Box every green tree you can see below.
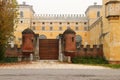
[0,0,18,60]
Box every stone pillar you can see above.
[34,37,40,60]
[30,53,33,61]
[59,36,63,62]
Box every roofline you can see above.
[18,4,35,13]
[85,5,102,14]
[105,0,120,5]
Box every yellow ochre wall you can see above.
[102,0,120,62]
[89,17,103,46]
[14,1,120,63]
[31,20,88,45]
[14,4,34,45]
[14,3,89,46]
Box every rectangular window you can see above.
[84,27,88,31]
[18,38,22,41]
[20,11,24,18]
[59,27,62,31]
[97,11,100,17]
[76,27,79,30]
[42,26,45,30]
[32,26,35,30]
[67,26,70,29]
[50,27,53,31]
[72,37,74,42]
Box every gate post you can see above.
[59,34,63,62]
[34,35,40,60]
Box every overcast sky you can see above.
[17,0,102,14]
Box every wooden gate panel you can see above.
[39,39,59,60]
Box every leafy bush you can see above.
[71,57,108,64]
[0,57,18,63]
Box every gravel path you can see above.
[0,61,110,69]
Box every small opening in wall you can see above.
[76,22,78,25]
[20,21,23,23]
[67,22,70,25]
[59,22,62,25]
[33,22,35,24]
[84,22,87,25]
[72,37,74,42]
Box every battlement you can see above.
[33,14,88,22]
[76,44,103,57]
[80,44,103,48]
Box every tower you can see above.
[14,2,35,46]
[102,0,120,63]
[85,2,102,25]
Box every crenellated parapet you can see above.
[77,44,103,58]
[33,14,88,22]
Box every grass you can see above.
[71,57,108,64]
[71,57,120,69]
[98,64,120,69]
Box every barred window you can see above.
[42,26,45,30]
[97,11,100,17]
[32,26,35,30]
[20,11,24,18]
[84,27,88,31]
[76,27,79,30]
[50,27,53,31]
[59,27,62,31]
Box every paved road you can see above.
[0,69,120,80]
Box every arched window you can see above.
[76,35,82,48]
[20,11,24,18]
[56,35,59,39]
[97,11,100,17]
[39,35,47,39]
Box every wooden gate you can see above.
[39,39,59,60]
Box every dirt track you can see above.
[0,61,109,69]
